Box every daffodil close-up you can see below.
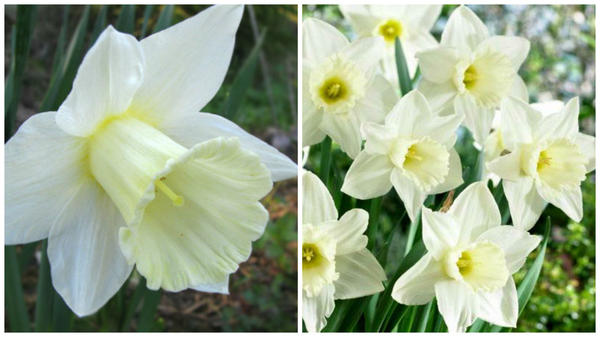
[5,4,298,332]
[302,4,595,333]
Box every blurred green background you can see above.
[303,4,595,332]
[5,5,297,332]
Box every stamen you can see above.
[303,247,315,262]
[155,179,184,207]
[327,83,341,98]
[463,65,478,89]
[406,145,422,161]
[537,150,552,171]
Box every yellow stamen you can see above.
[406,145,422,161]
[378,19,403,43]
[457,251,472,275]
[537,150,552,171]
[463,65,478,89]
[155,179,184,207]
[327,83,341,98]
[302,243,320,268]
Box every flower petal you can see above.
[392,253,446,305]
[118,138,272,292]
[334,248,386,299]
[486,150,522,181]
[339,5,379,36]
[503,178,546,231]
[131,5,243,126]
[303,67,326,147]
[575,132,596,172]
[435,279,478,333]
[56,26,144,137]
[341,152,394,199]
[48,179,132,317]
[354,74,398,125]
[477,226,541,274]
[320,111,362,159]
[418,79,457,113]
[510,76,529,102]
[454,93,494,147]
[303,17,349,64]
[402,30,439,77]
[5,112,87,245]
[417,47,461,84]
[321,209,369,255]
[477,36,530,70]
[363,122,396,155]
[537,183,583,223]
[303,170,338,224]
[499,96,540,150]
[475,277,518,328]
[303,284,335,332]
[341,36,385,73]
[422,207,460,259]
[160,112,297,182]
[192,276,229,294]
[448,181,501,245]
[428,149,463,194]
[441,5,489,52]
[391,168,427,222]
[401,5,443,30]
[536,96,580,142]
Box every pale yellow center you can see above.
[378,19,403,43]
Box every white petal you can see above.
[303,170,338,224]
[354,74,398,125]
[475,277,518,328]
[160,112,297,182]
[575,132,595,172]
[417,47,460,83]
[428,149,463,194]
[363,122,396,155]
[303,284,335,332]
[56,26,144,137]
[503,178,546,231]
[477,226,541,274]
[334,248,386,299]
[5,112,87,245]
[341,151,394,199]
[510,76,529,102]
[338,5,379,36]
[118,138,272,292]
[487,150,523,181]
[478,36,530,70]
[321,209,369,255]
[192,276,229,294]
[537,184,583,223]
[341,36,385,73]
[392,253,446,305]
[441,5,489,52]
[449,181,501,245]
[499,96,540,150]
[435,280,478,333]
[418,79,458,112]
[131,5,243,126]
[303,68,326,146]
[401,5,443,30]
[454,93,494,147]
[402,31,440,77]
[391,168,427,222]
[303,18,349,64]
[536,96,580,142]
[48,179,132,317]
[320,111,362,159]
[421,207,460,259]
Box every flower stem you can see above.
[319,136,332,186]
[367,197,382,250]
[5,246,31,331]
[394,37,412,96]
[403,213,421,257]
[137,286,162,332]
[34,240,54,332]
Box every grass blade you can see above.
[153,5,174,34]
[121,277,147,331]
[137,288,162,332]
[90,5,108,45]
[5,246,31,331]
[115,5,136,34]
[394,37,412,96]
[34,241,54,331]
[140,5,155,38]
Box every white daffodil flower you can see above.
[416,5,530,147]
[487,96,595,231]
[339,4,442,84]
[5,5,297,317]
[341,90,464,222]
[392,182,541,332]
[303,17,398,159]
[302,171,385,332]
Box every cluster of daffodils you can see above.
[5,5,297,317]
[302,5,594,332]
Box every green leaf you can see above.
[221,30,266,121]
[34,241,54,332]
[140,5,155,38]
[90,5,108,45]
[5,246,31,331]
[115,5,136,34]
[5,5,36,139]
[394,37,412,96]
[137,287,162,332]
[121,277,146,331]
[366,197,382,250]
[153,5,174,34]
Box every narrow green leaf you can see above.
[394,37,412,96]
[140,5,155,38]
[5,5,36,139]
[121,277,146,331]
[51,292,72,331]
[403,213,421,256]
[115,5,136,34]
[34,241,54,332]
[39,6,70,113]
[398,305,418,332]
[366,197,382,250]
[221,30,266,120]
[137,287,162,332]
[90,5,108,45]
[417,301,434,332]
[5,246,31,331]
[17,242,37,275]
[153,5,174,34]
[318,136,332,186]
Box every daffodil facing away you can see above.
[392,182,541,332]
[341,90,464,222]
[303,17,397,158]
[302,171,385,332]
[5,5,297,317]
[487,96,595,231]
[416,5,530,146]
[339,5,442,83]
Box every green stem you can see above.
[367,197,382,250]
[404,213,421,257]
[394,37,412,96]
[121,277,146,331]
[5,246,31,331]
[319,136,332,186]
[417,301,433,332]
[34,240,54,332]
[137,287,161,332]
